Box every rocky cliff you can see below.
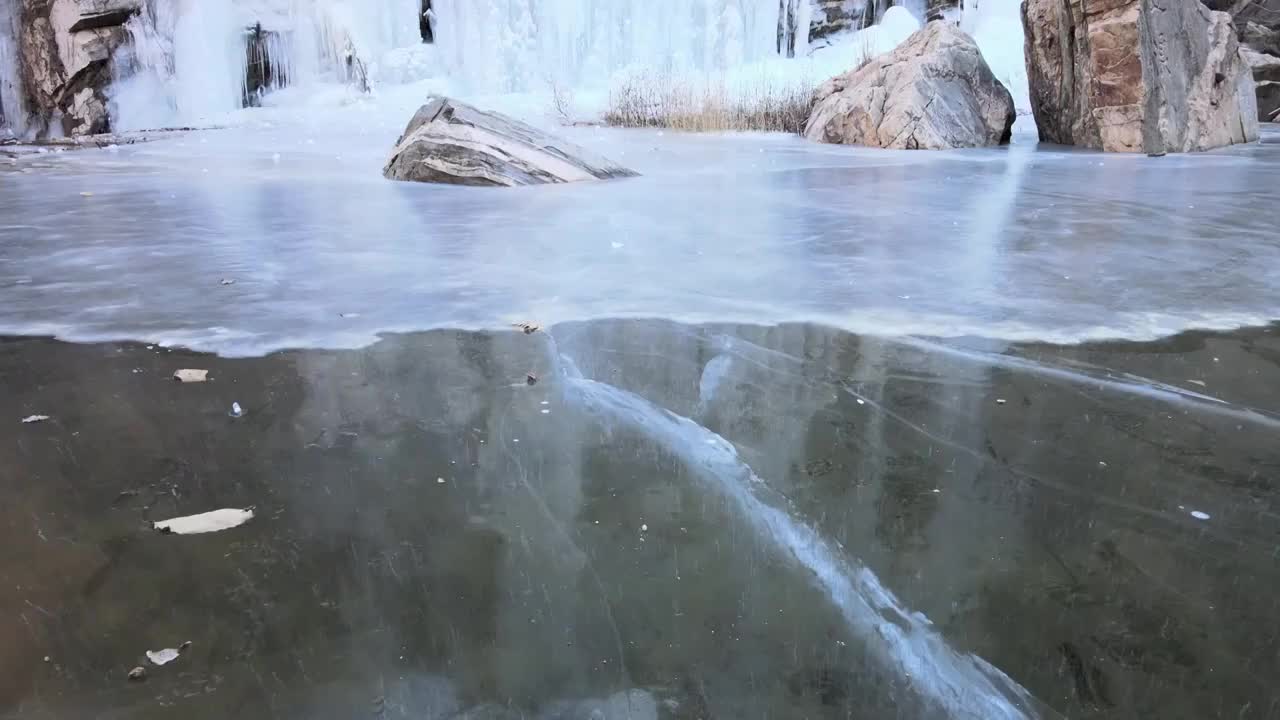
[1022,0,1259,152]
[18,0,138,136]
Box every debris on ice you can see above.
[154,508,254,535]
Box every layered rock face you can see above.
[1022,0,1259,152]
[1245,48,1280,121]
[807,0,865,46]
[805,0,960,48]
[1205,0,1280,122]
[384,97,638,187]
[804,22,1015,149]
[19,0,138,136]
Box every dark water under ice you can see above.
[3,117,1280,719]
[3,320,1280,719]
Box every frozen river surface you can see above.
[3,108,1280,720]
[2,117,1279,355]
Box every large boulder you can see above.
[18,0,138,137]
[384,97,638,187]
[1022,0,1259,152]
[803,22,1015,150]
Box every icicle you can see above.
[0,0,26,136]
[433,0,785,94]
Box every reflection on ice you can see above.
[563,373,1045,719]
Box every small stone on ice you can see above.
[21,415,50,424]
[437,477,445,484]
[229,402,244,418]
[856,399,865,405]
[641,524,648,532]
[172,369,208,383]
[1190,510,1210,520]
[128,666,147,682]
[995,398,1007,405]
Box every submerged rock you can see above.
[383,97,638,187]
[1022,0,1259,152]
[804,22,1014,150]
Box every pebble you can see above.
[127,666,147,682]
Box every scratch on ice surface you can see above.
[562,373,1051,720]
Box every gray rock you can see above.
[807,0,865,48]
[803,22,1014,150]
[1023,0,1259,152]
[1202,0,1280,54]
[17,0,138,137]
[383,97,638,187]
[1244,48,1280,121]
[925,0,961,22]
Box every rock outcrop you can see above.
[804,22,1015,150]
[1240,19,1280,57]
[1244,48,1280,121]
[1022,0,1258,152]
[18,0,138,137]
[807,0,864,47]
[384,97,638,187]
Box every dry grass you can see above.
[604,69,818,134]
[852,33,877,72]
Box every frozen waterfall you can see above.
[431,0,784,92]
[0,0,1029,134]
[104,0,798,128]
